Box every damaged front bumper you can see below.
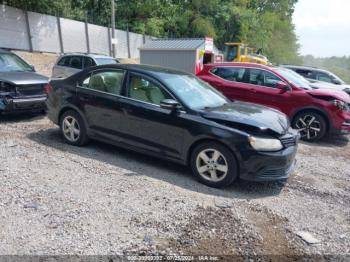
[0,95,47,114]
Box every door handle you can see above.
[80,97,89,101]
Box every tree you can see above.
[3,0,302,64]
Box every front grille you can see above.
[280,136,296,148]
[17,84,45,96]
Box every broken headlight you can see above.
[0,81,14,92]
[333,100,350,112]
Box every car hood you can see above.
[0,72,48,85]
[310,81,349,91]
[306,88,350,103]
[200,102,289,136]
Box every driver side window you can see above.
[248,69,281,88]
[316,72,332,83]
[127,75,172,105]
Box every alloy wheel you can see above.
[196,149,228,182]
[62,116,81,142]
[295,115,322,140]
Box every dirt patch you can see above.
[128,205,304,260]
[245,206,302,261]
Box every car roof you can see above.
[60,53,115,59]
[81,64,191,77]
[205,62,273,70]
[281,65,327,73]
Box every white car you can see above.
[281,65,350,96]
[52,53,120,79]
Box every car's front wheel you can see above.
[190,142,238,188]
[292,111,327,142]
[60,110,89,146]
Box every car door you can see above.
[206,66,250,102]
[76,69,126,141]
[52,56,70,78]
[117,72,184,160]
[245,68,293,111]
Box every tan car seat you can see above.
[129,78,149,102]
[89,74,107,92]
[104,74,122,95]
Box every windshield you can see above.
[225,46,238,61]
[276,67,312,90]
[95,58,118,65]
[158,73,229,110]
[0,53,33,72]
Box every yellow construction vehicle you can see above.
[224,42,269,65]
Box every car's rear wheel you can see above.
[60,110,89,146]
[292,111,327,142]
[190,142,238,188]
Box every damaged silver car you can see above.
[0,49,48,114]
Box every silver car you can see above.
[52,53,120,79]
[281,65,350,95]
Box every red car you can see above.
[198,63,350,141]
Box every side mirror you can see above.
[30,65,36,72]
[160,99,180,111]
[275,81,290,91]
[332,79,341,85]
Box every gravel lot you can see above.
[0,114,349,259]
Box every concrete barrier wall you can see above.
[88,24,110,55]
[0,4,148,58]
[60,18,87,53]
[28,11,60,53]
[0,5,29,50]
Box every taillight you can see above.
[44,83,53,94]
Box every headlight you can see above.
[248,136,283,151]
[333,100,349,111]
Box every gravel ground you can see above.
[0,114,349,260]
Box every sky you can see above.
[293,0,350,57]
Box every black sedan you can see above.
[46,64,298,188]
[0,49,48,114]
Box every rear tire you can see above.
[190,142,238,188]
[292,111,327,142]
[60,110,89,146]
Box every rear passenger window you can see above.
[296,69,313,79]
[69,56,83,69]
[81,70,125,95]
[211,67,246,82]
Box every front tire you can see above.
[190,142,238,188]
[60,110,89,146]
[292,111,327,142]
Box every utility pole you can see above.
[111,0,116,57]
